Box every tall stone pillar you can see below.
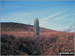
[34,18,39,36]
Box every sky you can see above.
[1,1,74,31]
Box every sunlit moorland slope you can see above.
[1,22,74,55]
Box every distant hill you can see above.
[1,22,74,55]
[1,22,57,33]
[1,22,34,32]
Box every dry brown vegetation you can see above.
[1,22,74,55]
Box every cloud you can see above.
[55,24,75,32]
[40,10,66,26]
[40,10,66,21]
[64,24,75,32]
[54,14,72,21]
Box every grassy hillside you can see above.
[1,22,74,55]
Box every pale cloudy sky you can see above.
[1,1,74,31]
